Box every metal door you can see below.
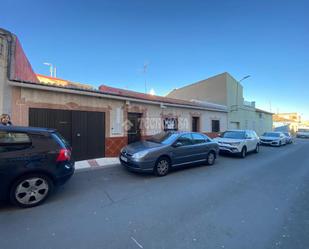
[29,108,105,161]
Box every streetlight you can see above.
[43,62,53,77]
[235,75,251,111]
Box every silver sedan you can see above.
[119,131,219,176]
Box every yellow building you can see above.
[273,113,301,134]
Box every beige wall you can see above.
[11,86,228,138]
[166,72,273,134]
[122,101,228,136]
[167,73,228,105]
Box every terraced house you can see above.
[0,28,228,161]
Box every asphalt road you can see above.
[1,139,309,249]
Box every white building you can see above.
[167,72,273,135]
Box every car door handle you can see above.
[76,133,81,137]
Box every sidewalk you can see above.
[75,157,120,171]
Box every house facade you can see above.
[167,72,273,135]
[273,112,302,134]
[0,28,228,161]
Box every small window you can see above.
[211,120,220,132]
[0,132,32,153]
[192,133,206,144]
[0,132,31,144]
[176,134,192,146]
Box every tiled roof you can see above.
[99,85,216,108]
[36,74,94,90]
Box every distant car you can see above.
[296,128,309,138]
[0,126,74,208]
[119,131,219,176]
[213,130,260,158]
[283,132,293,144]
[260,132,287,146]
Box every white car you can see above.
[296,128,309,138]
[260,132,287,146]
[214,130,260,158]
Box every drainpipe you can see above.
[0,28,14,81]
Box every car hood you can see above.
[260,136,279,140]
[213,138,244,143]
[123,140,163,154]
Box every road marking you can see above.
[131,236,144,249]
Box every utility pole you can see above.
[43,62,54,77]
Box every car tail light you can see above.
[56,149,71,162]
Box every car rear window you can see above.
[192,133,206,144]
[52,132,71,148]
[222,131,246,139]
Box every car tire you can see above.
[279,141,282,147]
[254,144,259,153]
[10,174,54,208]
[206,151,216,165]
[240,147,247,158]
[154,157,170,177]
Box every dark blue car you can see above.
[0,126,74,208]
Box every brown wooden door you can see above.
[192,117,200,132]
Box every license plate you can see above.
[121,155,128,162]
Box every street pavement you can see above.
[1,139,309,249]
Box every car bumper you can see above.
[260,140,280,146]
[55,162,75,185]
[218,145,240,154]
[119,155,154,173]
[297,135,309,138]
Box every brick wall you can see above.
[105,136,128,157]
[13,38,39,83]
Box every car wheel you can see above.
[10,174,53,208]
[154,157,170,177]
[206,151,216,165]
[240,147,247,158]
[279,141,282,147]
[254,144,259,153]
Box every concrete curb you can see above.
[75,157,120,171]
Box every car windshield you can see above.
[221,131,246,139]
[263,132,280,137]
[146,132,179,144]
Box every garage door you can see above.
[29,108,105,161]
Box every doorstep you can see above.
[75,157,120,171]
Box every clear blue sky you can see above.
[2,0,308,119]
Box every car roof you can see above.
[0,125,56,134]
[225,130,251,132]
[264,131,281,133]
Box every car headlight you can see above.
[132,150,148,159]
[229,142,241,146]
